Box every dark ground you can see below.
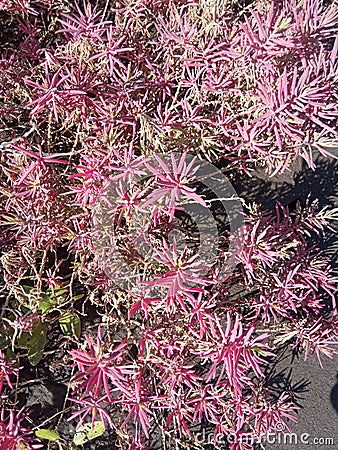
[233,150,338,450]
[263,351,338,450]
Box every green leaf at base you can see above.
[73,421,105,446]
[35,428,60,441]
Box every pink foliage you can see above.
[0,0,337,448]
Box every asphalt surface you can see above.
[233,151,338,450]
[261,351,338,450]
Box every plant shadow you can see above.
[330,374,338,414]
[231,152,338,266]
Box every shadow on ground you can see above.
[231,151,338,450]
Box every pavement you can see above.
[262,351,338,450]
[231,150,338,450]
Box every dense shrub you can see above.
[0,0,337,449]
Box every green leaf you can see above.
[0,334,9,349]
[17,331,32,347]
[59,312,81,338]
[27,320,47,366]
[35,429,60,441]
[22,285,35,293]
[5,348,20,367]
[73,421,105,446]
[53,286,68,297]
[39,295,56,313]
[39,286,68,313]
